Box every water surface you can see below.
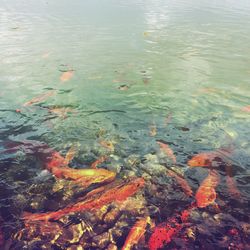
[0,0,250,249]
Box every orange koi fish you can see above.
[23,90,56,107]
[198,87,219,94]
[157,141,176,164]
[45,151,66,171]
[241,105,250,112]
[44,148,115,188]
[90,155,108,169]
[99,140,114,151]
[49,107,74,118]
[63,144,79,165]
[49,166,116,187]
[187,147,232,168]
[195,170,220,208]
[22,177,144,221]
[60,70,74,82]
[122,216,151,250]
[148,205,194,250]
[166,169,193,197]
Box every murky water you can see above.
[0,0,250,249]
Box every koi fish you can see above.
[22,177,144,221]
[99,140,114,151]
[49,107,74,118]
[226,176,241,199]
[122,216,151,250]
[149,124,157,137]
[198,87,219,94]
[187,147,233,167]
[23,90,56,106]
[157,141,176,164]
[241,105,250,112]
[43,147,115,188]
[195,170,220,208]
[90,155,108,169]
[148,205,194,250]
[165,113,172,126]
[166,169,193,197]
[118,84,130,91]
[60,70,74,82]
[49,166,116,187]
[45,151,66,171]
[63,144,79,165]
[42,52,50,58]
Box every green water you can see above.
[0,0,250,249]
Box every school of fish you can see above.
[4,94,244,250]
[13,135,241,250]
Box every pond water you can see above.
[0,0,250,249]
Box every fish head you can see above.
[97,169,116,183]
[188,153,212,167]
[195,187,216,208]
[131,177,145,189]
[120,177,145,198]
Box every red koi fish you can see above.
[157,141,176,164]
[122,216,151,250]
[60,70,74,82]
[166,169,193,197]
[45,151,66,170]
[148,205,194,250]
[90,155,108,169]
[22,177,144,221]
[195,170,220,208]
[23,90,56,107]
[187,147,232,167]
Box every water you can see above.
[0,0,250,249]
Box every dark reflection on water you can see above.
[0,0,250,249]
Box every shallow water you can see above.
[0,0,250,249]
